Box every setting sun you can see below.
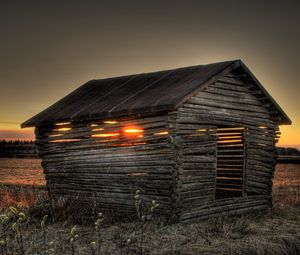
[123,126,144,137]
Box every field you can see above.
[0,159,299,254]
[0,158,45,208]
[273,163,300,206]
[0,158,44,186]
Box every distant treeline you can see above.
[0,140,38,157]
[277,147,300,156]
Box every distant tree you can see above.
[287,148,300,155]
[277,147,300,156]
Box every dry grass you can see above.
[0,162,299,254]
[0,202,299,255]
[0,184,46,208]
[273,164,300,206]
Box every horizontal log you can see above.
[179,146,216,155]
[181,204,270,222]
[217,76,246,86]
[188,96,269,114]
[247,180,268,189]
[181,162,216,169]
[196,89,266,107]
[246,175,271,185]
[181,176,215,184]
[44,165,175,174]
[180,170,215,177]
[43,150,174,163]
[48,183,173,198]
[180,182,214,191]
[178,106,272,126]
[180,196,271,219]
[181,155,215,163]
[177,114,275,129]
[173,124,216,131]
[179,188,215,198]
[46,172,173,180]
[180,195,213,207]
[43,160,175,168]
[210,81,249,92]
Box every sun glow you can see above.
[49,134,63,137]
[123,126,144,137]
[124,128,143,134]
[104,120,118,124]
[54,127,71,131]
[91,133,120,138]
[55,122,71,126]
[92,128,104,131]
[154,131,169,135]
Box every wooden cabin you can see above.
[22,60,291,221]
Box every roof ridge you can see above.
[91,60,239,82]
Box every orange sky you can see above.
[0,1,299,148]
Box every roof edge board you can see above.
[21,108,172,129]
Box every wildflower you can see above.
[11,222,18,232]
[0,214,8,223]
[18,212,26,221]
[70,226,77,236]
[9,206,18,215]
[41,215,48,228]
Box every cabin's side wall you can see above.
[172,71,280,221]
[35,115,176,216]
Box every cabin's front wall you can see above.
[171,71,280,221]
[35,115,177,216]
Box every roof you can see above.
[21,60,291,128]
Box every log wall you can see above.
[35,115,176,215]
[171,70,280,221]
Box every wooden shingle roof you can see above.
[21,60,291,128]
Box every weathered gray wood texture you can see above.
[169,71,279,221]
[34,68,282,222]
[36,115,175,215]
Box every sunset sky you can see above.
[0,1,299,148]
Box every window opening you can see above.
[215,126,245,199]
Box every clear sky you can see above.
[0,0,299,148]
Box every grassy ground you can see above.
[0,163,299,255]
[0,202,299,255]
